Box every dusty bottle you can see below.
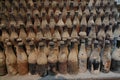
[36,42,48,76]
[97,25,106,41]
[78,39,87,73]
[101,40,111,73]
[88,0,94,9]
[65,11,72,34]
[18,6,26,18]
[47,42,58,75]
[68,39,79,74]
[27,27,35,41]
[62,3,68,22]
[26,15,33,32]
[33,15,40,31]
[106,24,114,40]
[88,13,94,27]
[98,7,105,18]
[89,40,101,74]
[1,26,9,42]
[10,25,18,45]
[41,13,48,31]
[58,41,68,74]
[25,38,31,56]
[86,38,92,69]
[0,46,7,76]
[5,42,17,75]
[78,5,82,19]
[49,13,56,35]
[114,23,120,38]
[19,25,27,43]
[32,5,40,19]
[88,24,96,39]
[83,6,90,18]
[16,40,28,75]
[91,7,97,17]
[56,14,65,34]
[111,37,120,73]
[71,25,79,39]
[44,25,52,40]
[79,26,87,39]
[35,28,44,42]
[28,41,38,75]
[95,0,101,7]
[103,14,109,27]
[53,26,61,41]
[62,26,70,41]
[95,13,102,31]
[73,12,80,33]
[80,13,87,27]
[70,2,75,19]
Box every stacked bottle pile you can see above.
[0,0,120,76]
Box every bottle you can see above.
[36,42,48,77]
[95,0,101,7]
[88,0,94,9]
[62,3,68,22]
[41,13,48,31]
[101,40,111,73]
[25,38,31,56]
[35,28,44,42]
[68,39,79,74]
[71,25,79,39]
[27,27,35,41]
[89,40,101,74]
[0,45,7,76]
[47,41,58,75]
[95,13,102,31]
[79,26,87,39]
[16,39,28,75]
[28,41,38,75]
[58,41,68,74]
[19,25,27,43]
[88,24,96,39]
[78,5,82,19]
[44,25,52,40]
[10,25,18,45]
[103,13,109,27]
[5,41,17,75]
[57,14,65,34]
[78,39,87,73]
[98,7,105,18]
[69,2,75,20]
[88,13,94,28]
[73,12,80,33]
[53,26,61,41]
[62,26,70,41]
[106,24,114,40]
[1,26,9,42]
[83,6,90,18]
[49,13,56,35]
[33,15,40,31]
[32,5,40,19]
[26,15,33,32]
[111,37,120,73]
[97,25,106,41]
[86,38,92,69]
[80,13,87,27]
[65,11,72,34]
[91,7,97,17]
